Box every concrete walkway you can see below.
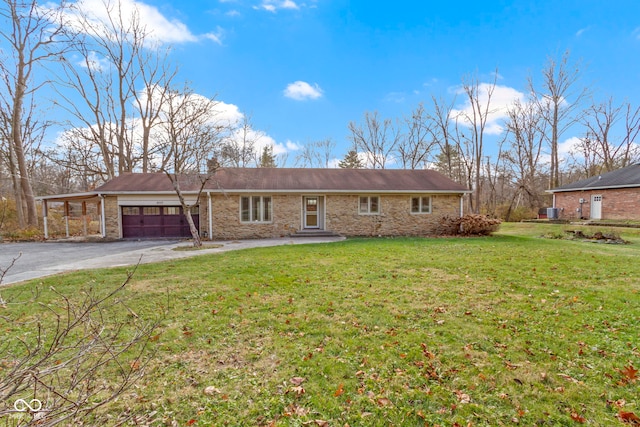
[0,236,345,286]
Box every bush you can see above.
[435,214,502,236]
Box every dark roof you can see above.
[95,168,470,194]
[550,163,640,193]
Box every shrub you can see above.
[435,214,502,236]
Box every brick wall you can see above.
[103,195,120,239]
[554,188,640,220]
[207,193,462,239]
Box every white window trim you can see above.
[358,195,380,215]
[410,195,432,214]
[240,195,273,223]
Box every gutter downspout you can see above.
[207,191,213,240]
[459,194,464,217]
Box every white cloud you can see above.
[451,83,525,135]
[285,140,302,151]
[255,0,300,12]
[283,81,323,101]
[60,0,222,45]
[576,27,590,37]
[79,50,110,71]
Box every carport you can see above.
[37,192,104,239]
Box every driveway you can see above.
[0,236,344,286]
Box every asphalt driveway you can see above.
[0,236,344,286]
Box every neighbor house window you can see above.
[359,196,380,214]
[240,196,272,222]
[411,196,432,214]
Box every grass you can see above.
[2,223,639,426]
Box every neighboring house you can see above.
[38,168,470,240]
[548,163,640,221]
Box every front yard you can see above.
[2,223,639,426]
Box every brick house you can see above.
[38,168,470,240]
[548,163,640,221]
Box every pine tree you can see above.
[338,150,364,169]
[259,145,277,168]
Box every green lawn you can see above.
[2,223,639,426]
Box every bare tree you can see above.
[455,71,499,213]
[502,98,548,216]
[430,96,465,183]
[578,98,640,174]
[55,0,175,179]
[397,103,437,169]
[295,138,336,168]
[219,114,260,167]
[155,85,227,246]
[347,111,400,169]
[529,50,588,189]
[0,0,67,227]
[0,260,159,426]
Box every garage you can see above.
[121,206,199,238]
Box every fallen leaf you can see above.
[290,386,305,396]
[203,386,221,395]
[186,420,197,426]
[570,412,586,423]
[290,377,306,386]
[376,397,392,406]
[620,365,638,382]
[618,411,640,425]
[455,390,471,404]
[129,360,140,370]
[334,383,344,397]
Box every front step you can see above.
[290,230,342,238]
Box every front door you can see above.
[304,197,319,229]
[590,195,602,220]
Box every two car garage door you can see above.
[121,206,199,238]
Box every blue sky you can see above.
[56,0,640,166]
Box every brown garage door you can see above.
[121,206,199,238]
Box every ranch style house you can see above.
[548,163,640,221]
[38,168,471,240]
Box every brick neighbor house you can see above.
[548,163,640,221]
[38,168,470,240]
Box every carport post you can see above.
[42,200,49,239]
[64,201,70,237]
[82,201,87,236]
[207,191,213,240]
[99,195,106,238]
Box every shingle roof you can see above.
[550,163,640,192]
[95,168,470,194]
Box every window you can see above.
[411,196,431,214]
[122,207,139,215]
[359,196,380,214]
[143,207,160,215]
[165,207,180,215]
[240,196,272,222]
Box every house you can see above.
[38,168,470,240]
[548,163,640,221]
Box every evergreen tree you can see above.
[259,145,277,168]
[338,150,364,169]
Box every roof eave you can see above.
[204,189,471,194]
[547,183,640,193]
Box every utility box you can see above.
[547,207,559,220]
